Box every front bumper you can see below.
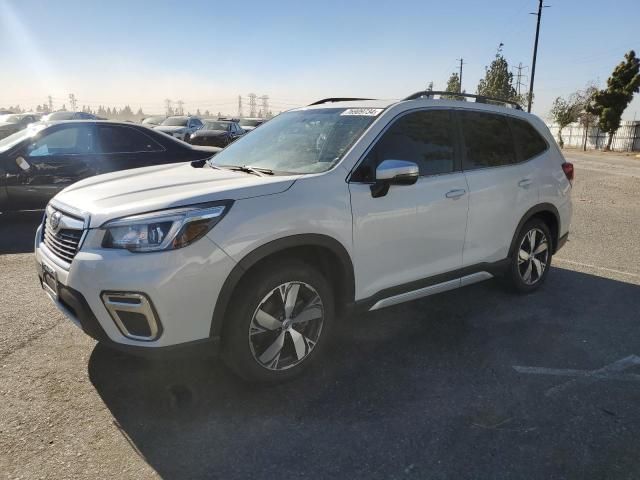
[35,223,236,352]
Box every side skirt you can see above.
[352,259,509,313]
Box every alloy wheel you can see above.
[517,227,549,285]
[248,281,324,371]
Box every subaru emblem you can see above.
[50,211,62,231]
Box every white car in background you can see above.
[154,116,203,141]
[35,92,572,383]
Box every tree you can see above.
[549,93,583,148]
[576,84,598,151]
[443,72,465,101]
[587,50,640,151]
[477,51,517,102]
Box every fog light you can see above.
[101,292,162,341]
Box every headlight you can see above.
[101,202,232,252]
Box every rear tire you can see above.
[505,218,553,293]
[222,261,334,382]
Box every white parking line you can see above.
[554,258,640,279]
[514,355,640,397]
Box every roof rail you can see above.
[308,97,374,106]
[403,91,523,110]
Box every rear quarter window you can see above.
[510,117,548,161]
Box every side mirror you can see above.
[371,159,419,198]
[15,156,31,171]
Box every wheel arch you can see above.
[210,234,355,338]
[508,203,561,258]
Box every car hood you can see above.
[52,162,297,227]
[155,125,186,132]
[0,122,18,129]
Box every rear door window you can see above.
[97,126,163,153]
[510,117,548,161]
[460,111,516,170]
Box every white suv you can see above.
[35,92,573,382]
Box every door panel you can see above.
[350,173,469,300]
[349,109,469,301]
[462,163,538,265]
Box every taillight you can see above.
[562,162,574,183]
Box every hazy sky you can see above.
[1,0,638,119]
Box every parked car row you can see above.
[141,115,266,145]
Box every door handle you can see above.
[445,189,466,199]
[518,178,533,188]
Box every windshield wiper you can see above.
[216,165,274,176]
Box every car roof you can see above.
[296,97,542,123]
[37,120,150,128]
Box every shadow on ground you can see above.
[0,211,43,254]
[89,268,640,479]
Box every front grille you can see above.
[42,208,85,264]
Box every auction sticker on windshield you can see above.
[340,108,384,116]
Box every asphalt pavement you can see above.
[1,149,639,479]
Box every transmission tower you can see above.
[176,100,185,116]
[68,93,77,111]
[237,95,243,117]
[164,99,173,116]
[514,63,529,97]
[259,95,269,118]
[248,93,257,118]
[47,95,53,112]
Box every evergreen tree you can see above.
[587,50,640,150]
[477,50,517,102]
[443,72,465,101]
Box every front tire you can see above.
[506,219,553,293]
[222,261,334,382]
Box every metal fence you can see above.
[546,121,640,152]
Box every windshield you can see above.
[161,117,188,126]
[210,108,380,174]
[204,121,229,131]
[239,119,262,127]
[0,124,47,152]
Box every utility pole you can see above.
[456,58,465,93]
[68,93,77,111]
[237,95,243,118]
[528,0,549,113]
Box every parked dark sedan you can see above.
[0,120,220,212]
[188,120,245,147]
[0,113,41,140]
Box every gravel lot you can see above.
[1,150,640,479]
